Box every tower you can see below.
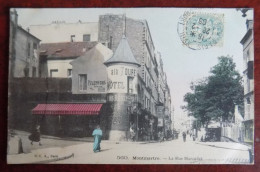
[104,35,140,141]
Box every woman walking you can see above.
[92,125,102,153]
[29,125,42,146]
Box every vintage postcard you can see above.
[8,8,254,164]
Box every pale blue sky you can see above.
[16,8,253,122]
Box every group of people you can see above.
[182,130,197,142]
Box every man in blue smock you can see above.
[92,125,102,153]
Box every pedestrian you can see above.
[28,125,42,146]
[182,131,186,142]
[92,125,102,153]
[130,125,136,141]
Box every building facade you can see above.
[39,42,98,78]
[240,19,254,145]
[9,11,41,78]
[10,13,172,142]
[99,14,172,140]
[29,21,98,43]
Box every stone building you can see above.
[9,12,41,78]
[29,21,98,43]
[104,35,140,140]
[99,14,172,140]
[9,9,18,79]
[240,19,254,145]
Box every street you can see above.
[54,138,249,164]
[7,132,251,164]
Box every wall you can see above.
[30,22,98,43]
[98,15,145,75]
[71,43,112,94]
[47,59,74,78]
[242,29,254,121]
[107,63,138,94]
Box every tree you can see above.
[183,56,244,127]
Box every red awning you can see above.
[32,104,103,115]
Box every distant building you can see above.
[39,42,97,78]
[240,19,254,145]
[29,21,98,43]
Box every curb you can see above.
[195,141,250,151]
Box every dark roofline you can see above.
[143,20,155,50]
[240,29,252,44]
[46,56,80,60]
[40,41,98,45]
[17,26,41,42]
[104,61,141,67]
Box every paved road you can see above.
[53,138,250,164]
[8,131,251,164]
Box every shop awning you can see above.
[32,104,103,115]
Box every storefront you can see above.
[31,104,103,137]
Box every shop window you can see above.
[79,74,87,91]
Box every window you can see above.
[33,42,37,49]
[127,76,134,94]
[50,69,58,77]
[24,67,29,77]
[79,74,87,91]
[32,67,36,77]
[246,97,251,104]
[71,35,75,42]
[247,78,251,93]
[27,43,31,57]
[247,50,250,58]
[83,34,91,42]
[109,36,113,49]
[67,69,72,77]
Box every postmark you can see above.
[177,11,224,50]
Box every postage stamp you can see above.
[177,11,224,50]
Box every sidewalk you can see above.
[8,130,164,164]
[8,145,76,164]
[195,141,251,151]
[12,129,162,145]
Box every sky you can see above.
[15,8,253,126]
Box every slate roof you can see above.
[104,35,140,66]
[40,42,98,58]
